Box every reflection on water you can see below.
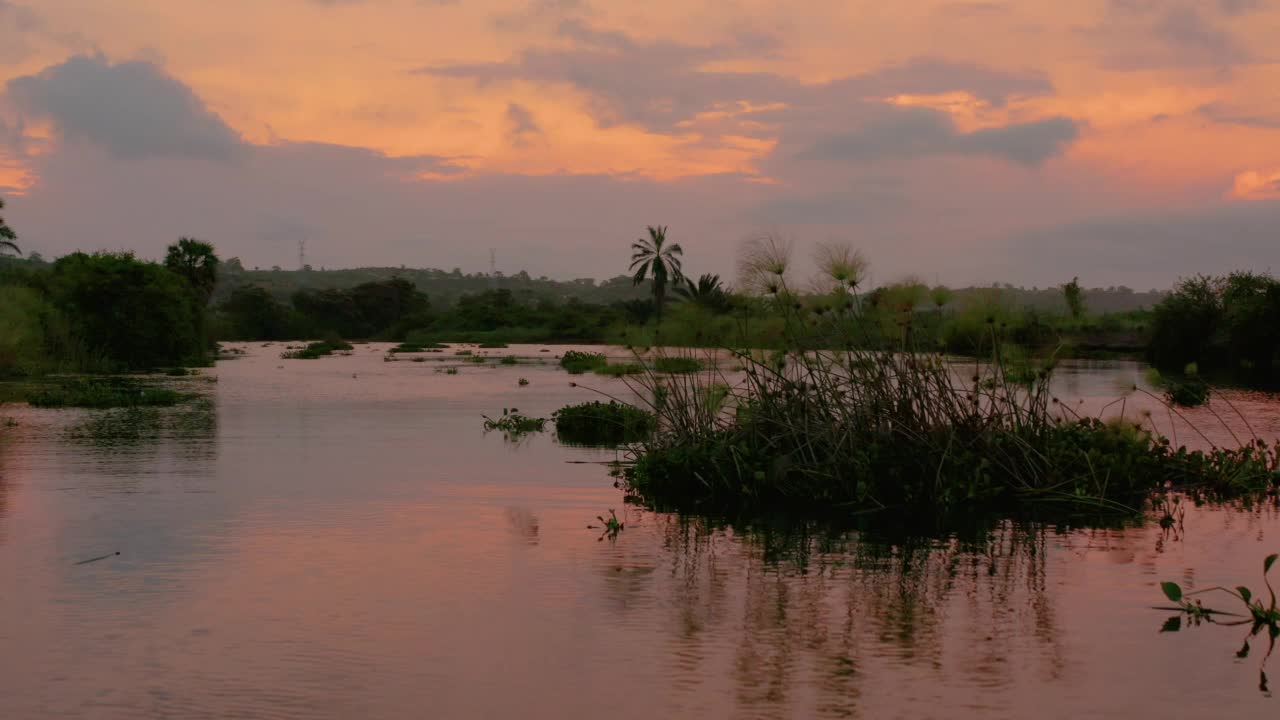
[0,345,1278,719]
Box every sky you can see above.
[1,0,1278,289]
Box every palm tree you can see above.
[164,237,220,303]
[630,225,684,320]
[0,197,20,257]
[675,273,730,312]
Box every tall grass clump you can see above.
[26,378,187,408]
[616,240,1280,514]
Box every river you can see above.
[2,343,1278,718]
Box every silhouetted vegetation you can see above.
[1148,272,1280,386]
[553,401,655,446]
[27,378,187,408]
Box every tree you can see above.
[629,225,684,321]
[675,273,731,313]
[1062,276,1084,320]
[0,197,20,257]
[164,237,220,303]
[46,252,204,368]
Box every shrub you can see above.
[553,401,655,446]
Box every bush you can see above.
[553,401,655,446]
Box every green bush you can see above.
[553,401,655,446]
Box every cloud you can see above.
[1196,101,1280,128]
[999,199,1280,286]
[414,24,1054,134]
[1095,2,1254,70]
[6,54,245,160]
[795,108,1076,167]
[1230,169,1280,199]
[504,102,541,147]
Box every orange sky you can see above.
[2,0,1279,286]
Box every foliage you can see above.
[482,408,547,437]
[281,336,353,359]
[164,237,220,303]
[630,225,684,321]
[1148,272,1280,384]
[0,196,19,256]
[595,362,643,377]
[560,350,608,374]
[616,244,1280,516]
[675,273,731,313]
[553,401,656,446]
[43,252,208,370]
[1062,276,1085,320]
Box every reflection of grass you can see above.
[28,379,186,408]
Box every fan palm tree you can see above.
[675,273,730,313]
[164,237,220,303]
[0,197,20,256]
[630,225,684,320]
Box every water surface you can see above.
[2,344,1278,718]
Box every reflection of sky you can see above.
[0,344,1277,718]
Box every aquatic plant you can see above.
[595,362,643,377]
[280,336,353,359]
[482,408,547,436]
[500,355,520,365]
[560,350,608,374]
[455,349,473,356]
[478,342,509,348]
[1158,554,1280,691]
[587,509,624,540]
[390,342,446,353]
[518,377,530,386]
[553,401,655,446]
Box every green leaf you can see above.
[1160,616,1182,633]
[1265,554,1278,575]
[1239,586,1253,604]
[1161,582,1183,603]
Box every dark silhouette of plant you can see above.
[0,197,20,256]
[630,225,684,321]
[164,237,220,303]
[1062,276,1084,320]
[675,273,730,312]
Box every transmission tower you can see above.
[298,240,308,271]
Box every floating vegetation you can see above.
[482,408,547,437]
[587,509,624,540]
[518,377,530,386]
[560,350,608,374]
[467,356,488,364]
[281,338,353,359]
[500,356,520,365]
[390,342,447,353]
[652,356,705,374]
[455,350,473,357]
[553,401,655,447]
[1158,554,1280,691]
[27,378,188,408]
[478,342,509,349]
[436,367,459,375]
[594,362,643,377]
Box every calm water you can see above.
[2,344,1280,719]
